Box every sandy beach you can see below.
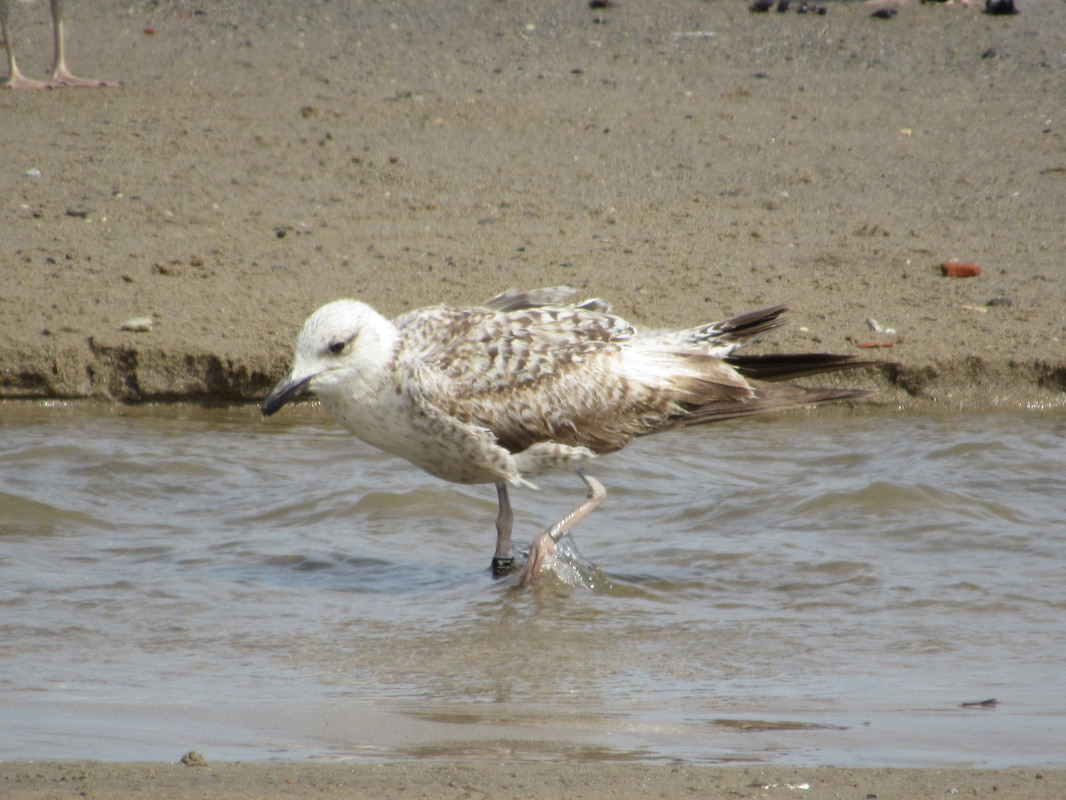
[1,0,1063,409]
[2,0,1064,796]
[2,760,1065,800]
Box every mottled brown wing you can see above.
[394,304,644,453]
[396,305,631,391]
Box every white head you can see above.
[261,299,396,416]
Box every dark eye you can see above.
[328,340,346,355]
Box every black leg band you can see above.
[491,555,515,577]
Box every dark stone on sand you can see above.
[984,0,1018,15]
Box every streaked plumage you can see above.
[262,287,873,584]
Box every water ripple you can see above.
[0,405,1063,765]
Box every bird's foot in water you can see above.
[520,532,557,586]
[489,536,556,584]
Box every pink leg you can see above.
[521,468,606,585]
[1,0,57,88]
[3,63,58,90]
[50,63,120,88]
[48,0,120,87]
[2,0,118,89]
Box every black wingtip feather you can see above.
[725,352,879,382]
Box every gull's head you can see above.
[261,299,393,417]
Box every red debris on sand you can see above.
[941,261,982,277]
[857,342,896,349]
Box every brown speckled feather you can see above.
[391,297,864,458]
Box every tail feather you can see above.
[642,344,877,437]
[649,383,870,435]
[695,304,789,343]
[647,304,789,353]
[726,352,878,382]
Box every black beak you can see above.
[261,374,313,417]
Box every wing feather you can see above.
[395,304,632,393]
[394,303,668,453]
[392,293,873,459]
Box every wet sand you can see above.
[1,0,1064,409]
[0,760,1064,800]
[2,0,1064,795]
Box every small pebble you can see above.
[867,317,897,335]
[120,317,153,332]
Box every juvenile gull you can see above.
[262,287,873,584]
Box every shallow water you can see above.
[1,403,1064,767]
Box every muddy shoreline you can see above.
[2,761,1065,800]
[2,0,1063,410]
